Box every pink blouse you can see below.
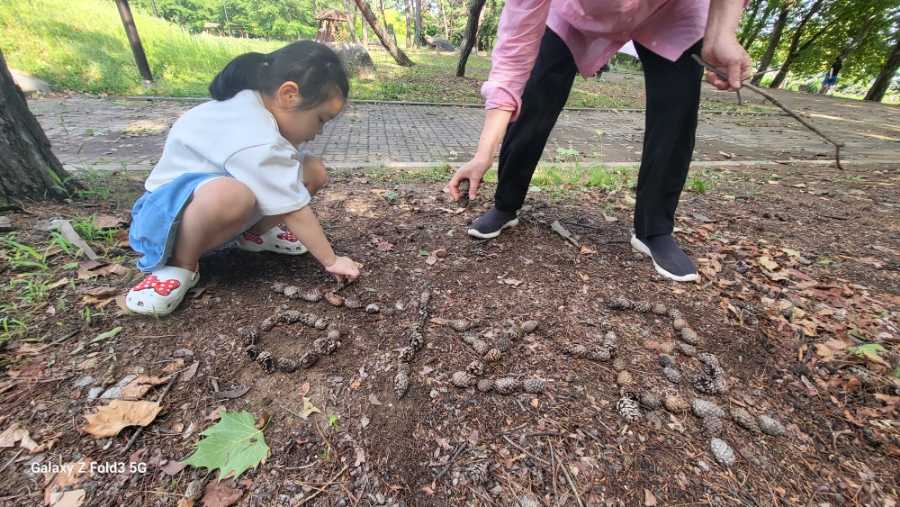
[482,0,711,121]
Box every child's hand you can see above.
[324,256,360,283]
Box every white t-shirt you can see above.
[145,89,311,217]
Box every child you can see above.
[126,41,359,316]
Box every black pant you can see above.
[494,30,703,239]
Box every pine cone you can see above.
[710,438,736,466]
[756,415,785,436]
[566,344,588,357]
[298,351,319,369]
[270,282,286,294]
[501,326,524,342]
[634,300,651,313]
[663,367,682,383]
[241,328,259,347]
[327,329,341,341]
[397,347,415,363]
[300,313,318,327]
[664,395,690,413]
[607,296,632,310]
[616,370,633,386]
[697,353,720,367]
[301,288,322,303]
[848,366,878,387]
[613,358,627,371]
[494,378,520,395]
[256,351,275,373]
[277,357,297,373]
[409,331,424,352]
[702,416,723,437]
[365,303,380,314]
[419,289,431,307]
[259,317,277,332]
[680,327,700,345]
[343,296,362,309]
[397,363,411,377]
[659,354,677,368]
[586,345,613,362]
[466,360,485,376]
[676,342,697,357]
[476,379,495,392]
[667,308,683,320]
[450,319,472,332]
[314,318,328,331]
[521,320,540,333]
[523,378,545,394]
[394,372,410,399]
[184,480,204,501]
[460,332,477,345]
[324,292,344,307]
[694,376,728,395]
[617,393,642,424]
[484,348,502,363]
[659,342,676,354]
[313,337,338,355]
[730,408,761,435]
[244,345,259,360]
[494,336,512,353]
[452,371,476,388]
[603,331,618,345]
[652,303,668,315]
[278,310,303,324]
[692,399,725,419]
[282,285,300,299]
[472,339,491,356]
[640,391,662,410]
[468,462,489,485]
[673,318,687,331]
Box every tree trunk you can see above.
[456,0,487,77]
[310,0,317,16]
[740,0,779,50]
[738,0,763,47]
[439,0,449,38]
[769,0,828,88]
[838,12,878,61]
[414,0,424,46]
[362,14,368,45]
[352,0,414,66]
[864,33,900,102]
[341,0,360,43]
[377,0,388,30]
[750,0,794,85]
[0,49,78,203]
[405,0,412,47]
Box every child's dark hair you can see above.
[209,41,349,110]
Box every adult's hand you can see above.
[449,155,492,201]
[701,37,751,91]
[447,109,512,201]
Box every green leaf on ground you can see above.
[181,411,269,480]
[89,327,122,343]
[847,343,887,359]
[418,250,430,256]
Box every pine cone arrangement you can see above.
[710,438,736,466]
[586,345,613,362]
[300,288,323,302]
[694,376,728,395]
[500,326,524,342]
[667,308,683,320]
[701,416,723,437]
[484,348,502,362]
[756,415,785,436]
[697,353,720,367]
[365,303,380,314]
[327,329,341,341]
[566,344,588,357]
[271,282,286,294]
[468,462,489,485]
[313,337,338,355]
[476,379,494,392]
[298,351,319,369]
[450,319,472,332]
[314,318,328,331]
[259,317,277,332]
[241,328,259,347]
[663,367,682,383]
[282,285,300,299]
[730,408,761,435]
[343,296,362,309]
[652,303,668,315]
[409,331,424,352]
[616,371,634,386]
[659,354,677,368]
[523,378,545,394]
[278,310,303,324]
[680,327,700,345]
[617,392,642,424]
[494,336,511,353]
[419,289,431,308]
[256,351,275,373]
[460,332,477,345]
[494,378,520,395]
[394,369,410,399]
[673,318,687,331]
[613,358,627,371]
[676,342,697,357]
[603,331,619,345]
[244,345,259,360]
[277,358,297,373]
[633,300,652,313]
[521,320,540,333]
[640,391,662,410]
[397,347,415,363]
[659,342,676,354]
[300,313,318,327]
[664,395,690,413]
[323,292,343,307]
[692,399,725,419]
[466,361,485,376]
[607,297,632,310]
[472,339,491,356]
[452,371,476,388]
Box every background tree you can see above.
[0,48,78,203]
[455,0,485,76]
[749,0,795,85]
[352,0,413,65]
[865,28,900,101]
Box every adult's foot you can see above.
[631,234,698,282]
[467,207,519,239]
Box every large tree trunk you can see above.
[864,33,900,102]
[414,0,424,46]
[750,0,794,85]
[341,0,360,43]
[352,0,414,66]
[456,0,487,77]
[404,0,411,47]
[0,49,78,204]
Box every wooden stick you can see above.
[549,438,584,507]
[691,54,845,170]
[121,372,180,455]
[501,435,550,466]
[435,441,468,480]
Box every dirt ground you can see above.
[1,86,899,507]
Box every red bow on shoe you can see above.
[277,231,298,242]
[242,232,264,244]
[133,275,181,296]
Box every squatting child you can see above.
[126,41,359,316]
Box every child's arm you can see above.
[282,206,359,282]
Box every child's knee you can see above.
[303,155,327,195]
[194,178,256,222]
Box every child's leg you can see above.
[168,178,256,270]
[244,156,327,236]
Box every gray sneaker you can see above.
[468,207,519,239]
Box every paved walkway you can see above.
[28,84,900,171]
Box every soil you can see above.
[2,157,899,506]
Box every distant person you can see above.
[126,41,359,316]
[820,57,842,95]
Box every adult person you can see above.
[448,0,751,282]
[819,57,842,95]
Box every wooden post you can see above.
[114,0,153,83]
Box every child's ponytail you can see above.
[209,52,269,101]
[208,41,349,109]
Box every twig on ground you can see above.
[298,465,349,505]
[435,441,468,480]
[0,450,23,474]
[692,54,845,170]
[501,435,550,466]
[549,437,584,507]
[121,371,180,455]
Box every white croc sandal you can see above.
[125,265,199,316]
[237,226,308,255]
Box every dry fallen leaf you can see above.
[0,423,39,451]
[297,383,310,397]
[757,256,779,271]
[47,489,85,507]
[202,478,244,507]
[160,460,186,476]
[368,393,382,406]
[44,458,93,505]
[644,489,658,506]
[83,286,118,297]
[120,375,170,401]
[181,361,200,382]
[82,400,162,438]
[298,397,321,419]
[94,214,123,229]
